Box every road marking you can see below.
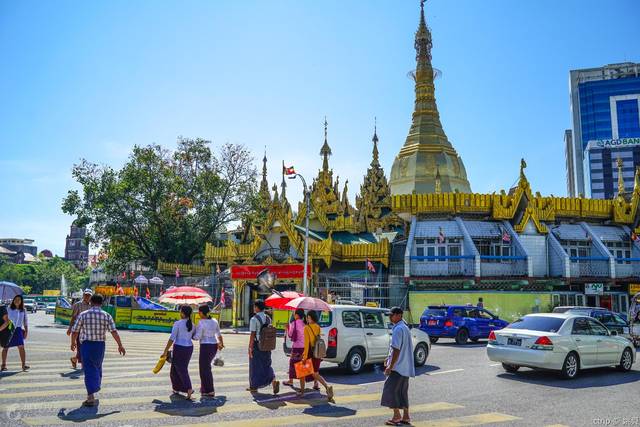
[428,369,464,375]
[545,425,571,427]
[172,402,464,427]
[410,412,520,426]
[0,384,362,412]
[489,363,501,367]
[20,392,388,426]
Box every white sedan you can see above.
[487,313,636,379]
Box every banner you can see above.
[130,309,182,328]
[230,264,311,280]
[54,307,73,325]
[115,308,132,325]
[630,284,640,295]
[43,290,61,296]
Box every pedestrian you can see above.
[70,293,126,406]
[283,308,306,388]
[301,310,333,401]
[1,295,29,372]
[194,305,224,397]
[162,305,195,400]
[67,289,93,369]
[0,303,10,347]
[381,306,415,426]
[477,297,484,309]
[247,299,279,394]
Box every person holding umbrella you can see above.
[301,310,333,401]
[283,308,306,389]
[1,295,29,371]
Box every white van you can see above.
[283,305,431,374]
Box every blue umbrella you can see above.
[0,281,24,302]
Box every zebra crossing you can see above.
[0,332,523,427]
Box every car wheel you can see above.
[617,348,633,372]
[455,329,469,345]
[414,343,428,367]
[429,337,439,344]
[560,352,579,379]
[345,348,365,374]
[502,363,520,373]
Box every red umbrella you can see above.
[265,291,304,309]
[284,296,333,312]
[158,286,212,305]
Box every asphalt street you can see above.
[0,312,638,427]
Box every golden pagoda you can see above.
[389,0,471,195]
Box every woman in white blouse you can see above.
[162,305,194,399]
[1,295,29,371]
[194,305,224,397]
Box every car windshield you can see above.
[24,299,34,303]
[508,316,566,333]
[423,308,446,317]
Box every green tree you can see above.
[0,257,88,295]
[62,138,258,273]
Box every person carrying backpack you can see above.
[300,310,333,401]
[247,300,279,394]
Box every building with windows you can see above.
[564,130,576,197]
[568,62,640,198]
[65,223,89,270]
[0,238,37,256]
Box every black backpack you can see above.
[255,314,276,352]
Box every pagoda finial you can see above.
[272,183,279,202]
[617,157,626,196]
[416,0,432,62]
[342,179,350,209]
[320,117,332,172]
[634,166,640,194]
[259,149,270,203]
[434,166,441,194]
[520,158,527,180]
[281,160,287,199]
[371,117,380,167]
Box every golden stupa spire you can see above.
[320,117,332,173]
[258,149,271,204]
[389,0,471,195]
[617,157,626,196]
[371,117,380,167]
[634,166,640,194]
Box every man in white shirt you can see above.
[381,306,415,426]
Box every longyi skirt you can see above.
[6,327,24,348]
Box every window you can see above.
[362,311,385,329]
[586,319,608,336]
[612,314,628,326]
[571,318,591,335]
[479,310,495,320]
[508,316,565,333]
[452,308,467,318]
[342,311,362,328]
[422,308,446,317]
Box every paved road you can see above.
[0,312,638,426]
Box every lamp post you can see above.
[288,173,310,296]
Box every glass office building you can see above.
[569,62,640,198]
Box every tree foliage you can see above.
[0,256,89,295]
[62,138,258,272]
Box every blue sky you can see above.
[1,0,639,256]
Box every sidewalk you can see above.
[221,327,285,337]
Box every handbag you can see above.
[294,359,314,379]
[152,354,167,374]
[166,350,173,364]
[0,321,15,349]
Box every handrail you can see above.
[615,258,640,262]
[479,255,526,261]
[569,256,610,262]
[410,255,475,261]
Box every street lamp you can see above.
[288,173,310,296]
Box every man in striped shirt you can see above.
[71,294,126,406]
[67,289,93,369]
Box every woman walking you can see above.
[1,295,29,371]
[283,309,306,388]
[194,305,224,397]
[162,305,194,399]
[301,310,333,401]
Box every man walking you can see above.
[71,294,125,407]
[477,297,484,309]
[381,307,415,426]
[67,289,93,369]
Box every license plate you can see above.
[427,320,437,326]
[507,337,522,346]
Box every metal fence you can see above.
[313,274,408,309]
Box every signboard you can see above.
[230,264,311,280]
[43,290,61,296]
[115,308,132,325]
[54,306,73,325]
[585,283,604,295]
[629,284,640,296]
[130,309,182,329]
[587,137,640,150]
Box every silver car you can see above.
[487,313,636,379]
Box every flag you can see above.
[130,271,135,279]
[366,258,376,273]
[133,287,139,297]
[220,288,226,307]
[121,272,126,279]
[116,283,124,295]
[283,164,296,176]
[438,227,446,244]
[175,267,180,278]
[502,229,511,243]
[632,231,640,242]
[145,287,151,299]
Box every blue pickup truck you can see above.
[419,305,509,345]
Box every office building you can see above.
[564,130,576,196]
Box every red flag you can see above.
[133,287,139,297]
[145,287,151,299]
[175,267,180,278]
[502,229,511,243]
[220,288,226,307]
[366,258,376,273]
[121,272,126,279]
[632,232,639,242]
[438,227,446,244]
[283,165,296,176]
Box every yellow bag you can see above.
[294,359,314,379]
[152,355,167,374]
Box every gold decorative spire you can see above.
[389,0,471,195]
[272,183,279,203]
[371,118,380,167]
[434,167,441,194]
[320,117,332,172]
[280,160,287,199]
[634,166,640,193]
[258,150,271,205]
[617,157,626,196]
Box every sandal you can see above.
[385,421,401,426]
[272,380,280,395]
[282,381,294,387]
[326,386,334,403]
[70,357,77,369]
[1,365,6,372]
[296,390,304,397]
[246,388,258,392]
[399,421,412,425]
[22,365,30,371]
[82,400,96,407]
[313,385,320,391]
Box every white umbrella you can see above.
[134,275,149,284]
[149,276,164,285]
